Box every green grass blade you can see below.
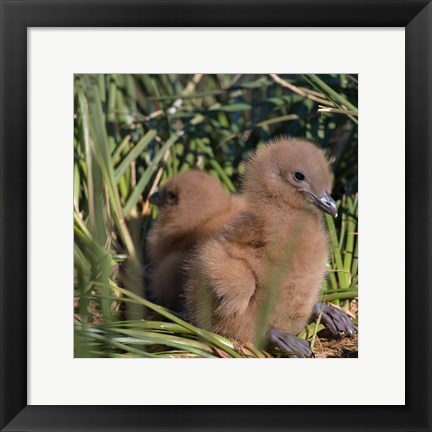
[81,75,136,259]
[115,129,157,182]
[325,213,349,290]
[123,133,181,216]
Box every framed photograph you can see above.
[1,1,430,431]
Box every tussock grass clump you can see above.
[74,74,358,358]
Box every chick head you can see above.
[149,170,232,229]
[243,138,337,217]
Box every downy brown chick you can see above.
[147,170,245,311]
[184,138,343,356]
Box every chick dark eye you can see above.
[166,191,177,204]
[294,172,305,182]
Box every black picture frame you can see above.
[1,1,431,431]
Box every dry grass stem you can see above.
[270,73,334,107]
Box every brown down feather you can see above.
[147,170,245,311]
[184,137,333,344]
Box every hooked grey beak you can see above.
[306,191,338,218]
[149,191,161,206]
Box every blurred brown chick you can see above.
[147,170,245,312]
[184,138,340,357]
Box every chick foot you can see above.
[267,328,314,358]
[311,302,355,337]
